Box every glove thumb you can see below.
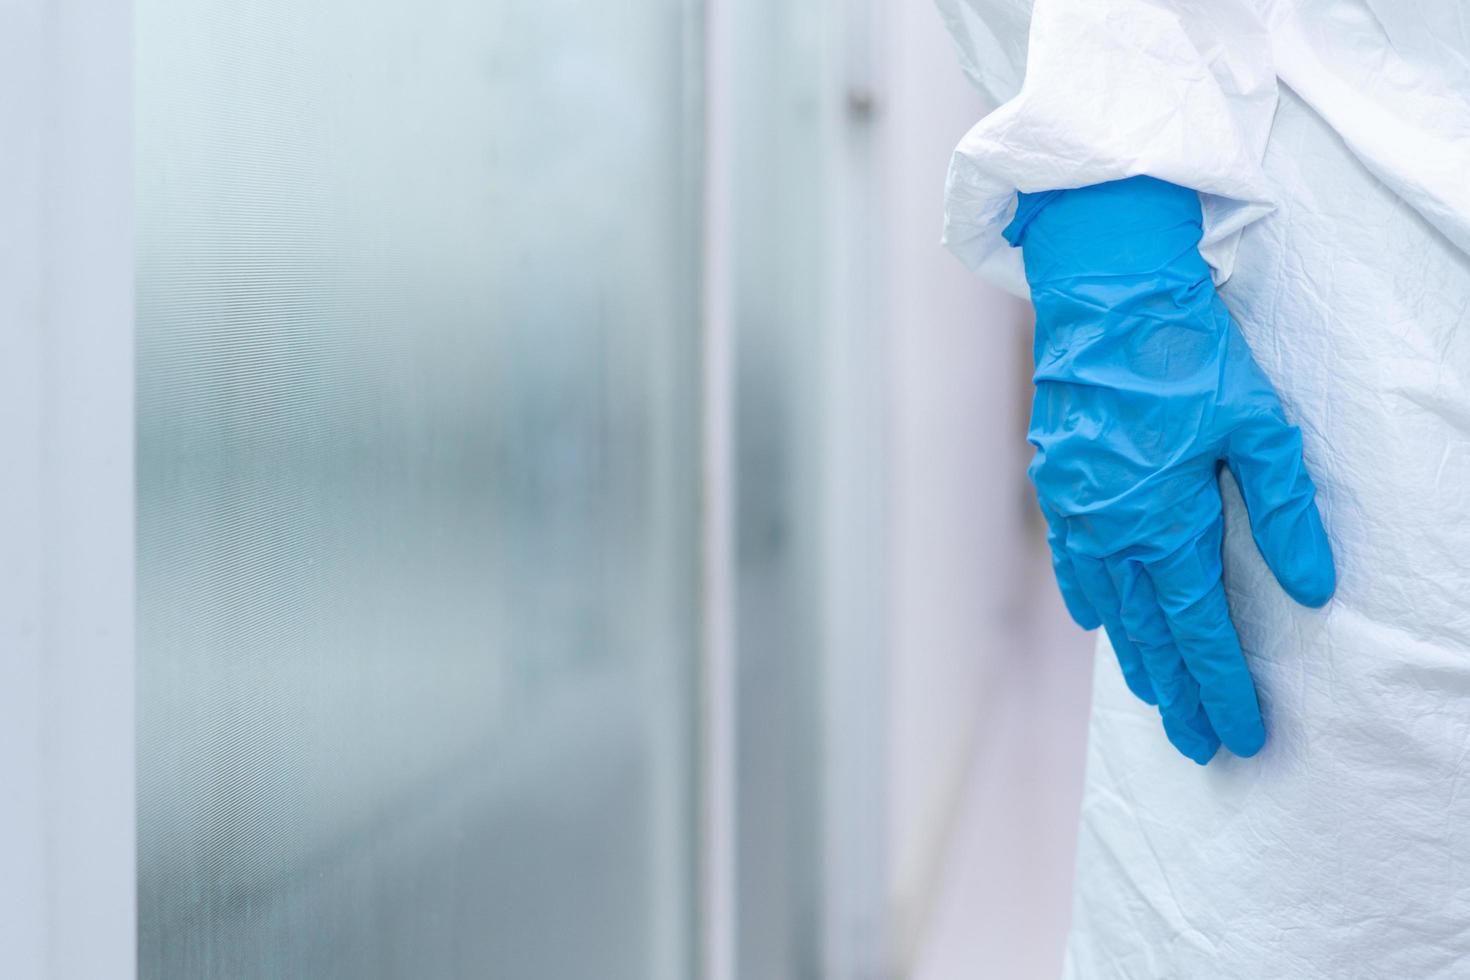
[1228,415,1336,608]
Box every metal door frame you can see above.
[0,1,137,978]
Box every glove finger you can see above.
[1070,555,1157,707]
[1146,524,1266,758]
[1037,500,1102,630]
[1227,412,1335,608]
[1103,557,1220,765]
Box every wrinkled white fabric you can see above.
[1269,1,1470,255]
[939,0,1279,294]
[937,1,1470,976]
[939,0,1470,293]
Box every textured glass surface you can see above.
[727,1,885,975]
[729,2,828,976]
[135,3,701,978]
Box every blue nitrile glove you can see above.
[1006,176,1335,765]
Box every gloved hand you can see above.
[1005,176,1335,765]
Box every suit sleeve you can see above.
[939,0,1279,296]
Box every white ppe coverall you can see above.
[936,0,1470,976]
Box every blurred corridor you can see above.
[7,0,1094,977]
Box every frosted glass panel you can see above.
[728,1,828,975]
[135,2,701,978]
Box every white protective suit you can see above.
[937,1,1470,976]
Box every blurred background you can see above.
[24,0,1092,976]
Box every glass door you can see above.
[135,2,703,977]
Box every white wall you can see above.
[876,0,1037,966]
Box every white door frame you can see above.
[0,1,136,977]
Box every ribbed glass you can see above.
[135,3,702,977]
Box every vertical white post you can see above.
[0,1,136,977]
[0,6,50,974]
[700,0,736,978]
[820,0,891,974]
